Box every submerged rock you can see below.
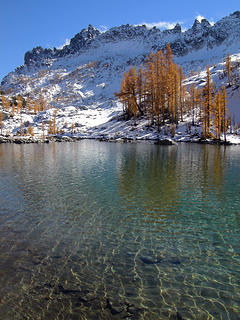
[140,257,162,264]
[154,139,177,145]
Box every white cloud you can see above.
[196,15,205,22]
[98,25,108,32]
[196,15,214,26]
[57,38,70,49]
[135,21,180,30]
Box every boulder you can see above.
[154,139,177,145]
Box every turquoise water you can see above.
[0,141,239,319]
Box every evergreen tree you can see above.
[53,109,57,134]
[26,97,32,112]
[42,121,45,138]
[225,53,231,87]
[136,66,144,115]
[1,95,10,111]
[17,96,22,113]
[0,111,3,135]
[189,84,200,126]
[213,91,221,140]
[201,66,215,138]
[34,101,38,114]
[116,46,230,141]
[12,102,15,115]
[220,86,228,142]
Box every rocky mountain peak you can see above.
[21,11,240,68]
[192,18,211,31]
[200,19,211,28]
[68,24,101,50]
[173,23,182,33]
[192,19,201,29]
[230,11,240,19]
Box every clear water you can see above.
[0,141,239,320]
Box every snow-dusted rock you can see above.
[1,12,240,143]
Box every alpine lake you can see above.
[0,140,239,320]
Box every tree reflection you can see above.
[118,145,181,221]
[117,144,227,222]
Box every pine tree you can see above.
[136,66,144,115]
[1,95,6,110]
[173,63,180,125]
[5,99,10,111]
[155,50,167,126]
[38,97,43,112]
[34,101,38,114]
[0,111,3,135]
[42,121,45,138]
[201,66,215,138]
[144,54,155,123]
[116,47,233,140]
[179,67,185,122]
[53,109,57,134]
[20,114,24,136]
[27,126,34,136]
[26,97,32,112]
[153,59,161,127]
[42,100,47,111]
[225,53,231,87]
[165,43,173,68]
[220,86,228,142]
[115,67,139,119]
[189,84,200,126]
[171,123,175,137]
[1,95,10,111]
[17,96,22,113]
[127,66,138,119]
[213,91,221,140]
[48,120,53,135]
[116,72,128,113]
[165,44,175,123]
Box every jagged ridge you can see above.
[1,11,240,144]
[23,11,240,67]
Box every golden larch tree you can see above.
[213,91,222,140]
[225,53,231,87]
[220,86,228,142]
[17,96,22,113]
[34,101,38,114]
[201,66,215,138]
[0,111,3,134]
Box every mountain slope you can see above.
[1,11,240,142]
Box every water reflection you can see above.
[117,146,181,233]
[0,141,239,320]
[118,144,228,220]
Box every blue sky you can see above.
[1,0,239,82]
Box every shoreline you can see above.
[0,135,236,145]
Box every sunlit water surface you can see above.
[0,141,239,320]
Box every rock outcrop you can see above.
[21,12,240,68]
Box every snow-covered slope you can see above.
[1,11,240,141]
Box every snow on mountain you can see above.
[1,11,240,142]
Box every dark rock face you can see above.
[184,19,212,49]
[154,139,177,145]
[231,11,240,19]
[170,40,188,56]
[172,23,182,33]
[1,111,10,121]
[24,46,54,66]
[101,24,148,42]
[23,12,240,67]
[24,24,101,64]
[61,24,101,55]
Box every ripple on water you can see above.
[0,142,239,319]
